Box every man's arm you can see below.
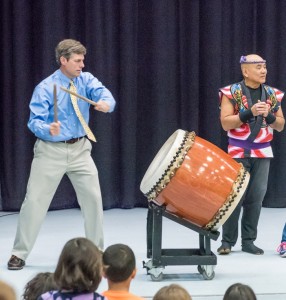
[268,106,285,132]
[220,95,243,131]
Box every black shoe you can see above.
[7,255,25,270]
[217,242,231,255]
[242,243,264,255]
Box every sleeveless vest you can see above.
[219,81,283,158]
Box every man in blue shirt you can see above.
[7,39,116,270]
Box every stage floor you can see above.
[0,207,285,300]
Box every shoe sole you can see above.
[8,267,24,270]
[242,248,264,255]
[7,264,25,270]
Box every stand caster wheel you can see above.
[150,272,163,281]
[143,260,153,274]
[148,266,164,281]
[197,265,215,280]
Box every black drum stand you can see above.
[143,202,220,281]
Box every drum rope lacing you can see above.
[204,167,248,230]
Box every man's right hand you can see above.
[251,100,269,117]
[50,121,61,136]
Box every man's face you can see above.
[60,53,85,78]
[244,63,267,85]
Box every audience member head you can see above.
[22,272,58,300]
[153,284,192,300]
[54,237,102,293]
[102,243,136,283]
[223,283,257,300]
[0,280,16,300]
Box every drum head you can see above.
[140,129,186,194]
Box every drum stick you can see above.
[53,84,58,122]
[60,86,97,106]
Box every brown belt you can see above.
[61,136,85,144]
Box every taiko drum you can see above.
[140,129,250,230]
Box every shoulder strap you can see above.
[264,84,278,110]
[230,83,244,109]
[240,81,267,144]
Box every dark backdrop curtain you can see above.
[1,0,286,211]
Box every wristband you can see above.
[239,109,253,123]
[265,113,276,124]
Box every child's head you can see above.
[223,283,257,300]
[153,284,192,300]
[102,243,136,282]
[54,237,102,293]
[22,272,57,300]
[0,280,16,300]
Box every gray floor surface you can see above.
[0,207,285,300]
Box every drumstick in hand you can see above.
[53,84,58,122]
[60,86,98,106]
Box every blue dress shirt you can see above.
[28,69,116,142]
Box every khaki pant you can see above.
[11,138,104,260]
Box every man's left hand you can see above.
[94,100,110,113]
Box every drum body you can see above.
[140,130,250,230]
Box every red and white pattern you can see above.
[228,145,273,158]
[219,84,284,158]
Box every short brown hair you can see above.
[153,284,192,300]
[55,39,86,65]
[103,244,136,282]
[54,237,102,293]
[223,283,257,300]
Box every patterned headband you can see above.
[240,56,266,64]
